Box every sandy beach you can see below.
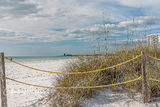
[5,59,73,107]
[2,58,160,107]
[84,89,160,107]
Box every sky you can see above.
[0,0,160,56]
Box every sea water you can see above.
[5,56,77,62]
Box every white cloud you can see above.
[0,0,40,19]
[66,16,160,41]
[118,0,160,8]
[0,0,160,44]
[0,0,131,43]
[0,29,72,43]
[102,16,160,31]
[0,16,159,43]
[118,0,160,16]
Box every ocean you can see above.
[5,56,77,62]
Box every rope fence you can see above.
[5,76,142,89]
[4,54,143,89]
[147,55,160,61]
[2,52,160,106]
[4,55,142,75]
[4,55,160,89]
[146,55,160,83]
[148,78,160,82]
[4,54,153,89]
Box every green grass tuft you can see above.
[48,46,160,107]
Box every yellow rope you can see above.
[5,77,142,89]
[147,55,160,61]
[4,55,142,75]
[148,78,160,82]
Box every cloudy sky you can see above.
[0,0,160,56]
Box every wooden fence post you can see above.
[0,52,8,107]
[141,51,149,103]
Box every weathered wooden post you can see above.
[0,52,8,107]
[141,51,150,103]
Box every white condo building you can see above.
[148,34,160,47]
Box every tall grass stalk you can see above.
[48,46,160,107]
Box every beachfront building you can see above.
[148,34,160,48]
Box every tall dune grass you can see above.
[48,46,160,107]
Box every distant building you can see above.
[148,34,160,48]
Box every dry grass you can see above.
[48,46,160,107]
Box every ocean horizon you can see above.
[5,56,77,62]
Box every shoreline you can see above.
[5,57,76,63]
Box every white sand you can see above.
[2,59,160,107]
[84,88,160,107]
[4,59,73,107]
